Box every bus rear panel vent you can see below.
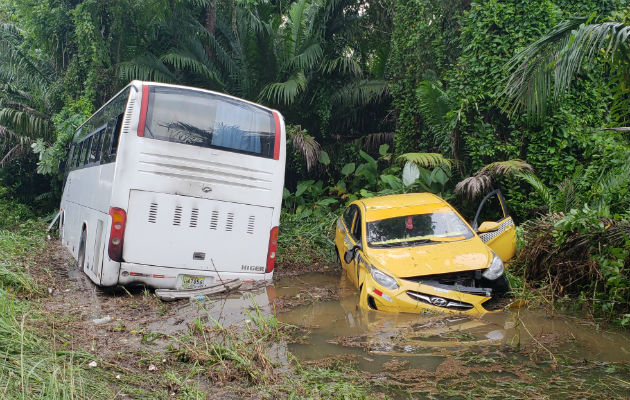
[148,202,158,223]
[247,216,255,234]
[226,212,234,232]
[210,210,219,230]
[173,205,182,226]
[190,208,199,228]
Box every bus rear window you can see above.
[144,87,276,158]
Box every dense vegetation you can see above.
[0,0,628,325]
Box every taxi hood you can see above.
[365,237,492,278]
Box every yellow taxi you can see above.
[334,190,516,315]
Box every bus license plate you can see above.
[182,275,206,289]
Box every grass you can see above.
[168,300,376,399]
[276,211,337,268]
[0,225,111,399]
[0,216,627,399]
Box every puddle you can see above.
[145,281,277,335]
[140,271,629,372]
[273,273,630,369]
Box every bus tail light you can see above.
[137,84,149,137]
[266,226,279,273]
[108,207,127,262]
[272,111,281,160]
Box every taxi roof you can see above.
[358,193,454,222]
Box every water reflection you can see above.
[145,271,629,369]
[274,272,630,365]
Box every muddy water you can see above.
[145,271,629,372]
[273,273,630,370]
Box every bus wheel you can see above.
[77,229,86,270]
[59,213,64,242]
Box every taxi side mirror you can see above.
[478,221,500,233]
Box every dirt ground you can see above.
[26,238,338,398]
[24,238,630,399]
[33,240,170,356]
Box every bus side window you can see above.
[82,137,92,166]
[76,143,84,167]
[66,146,74,172]
[90,130,103,163]
[100,123,113,162]
[109,113,123,156]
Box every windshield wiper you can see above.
[371,242,405,248]
[404,238,435,245]
[370,238,437,247]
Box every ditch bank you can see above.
[5,232,630,399]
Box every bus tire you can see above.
[59,213,64,242]
[77,228,86,271]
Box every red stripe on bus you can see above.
[272,111,281,160]
[137,85,149,137]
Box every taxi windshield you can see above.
[366,212,474,248]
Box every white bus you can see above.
[59,81,286,289]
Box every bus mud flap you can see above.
[155,278,242,301]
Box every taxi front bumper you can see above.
[358,273,494,315]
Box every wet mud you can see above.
[30,240,630,398]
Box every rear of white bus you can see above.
[102,81,285,289]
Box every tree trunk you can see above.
[204,0,217,57]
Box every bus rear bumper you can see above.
[118,262,273,289]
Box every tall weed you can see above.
[0,227,109,399]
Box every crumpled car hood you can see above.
[365,237,491,278]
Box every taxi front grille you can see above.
[403,270,480,287]
[406,291,473,310]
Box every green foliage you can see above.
[388,0,466,154]
[277,208,337,267]
[0,192,35,231]
[516,208,630,325]
[498,11,630,123]
[0,224,110,398]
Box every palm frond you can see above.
[259,72,307,105]
[117,54,177,83]
[0,143,27,166]
[320,55,363,76]
[287,125,321,171]
[497,16,630,121]
[591,154,630,212]
[287,41,323,71]
[416,78,456,152]
[516,172,555,210]
[397,152,453,169]
[479,159,534,177]
[454,175,493,200]
[0,108,51,140]
[287,0,312,59]
[160,49,223,86]
[361,132,395,152]
[456,159,534,200]
[175,0,212,7]
[0,24,52,87]
[332,79,389,107]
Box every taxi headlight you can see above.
[368,266,399,290]
[482,253,505,280]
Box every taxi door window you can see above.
[342,206,356,230]
[473,189,509,230]
[351,209,362,243]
